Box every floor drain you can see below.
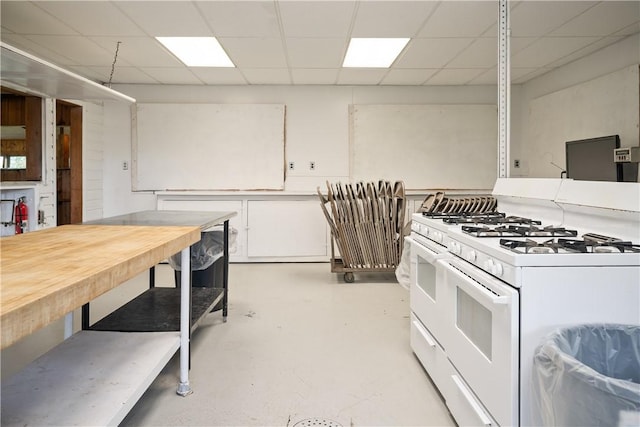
[292,418,343,427]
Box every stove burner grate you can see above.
[500,236,640,254]
[464,225,578,238]
[423,211,505,221]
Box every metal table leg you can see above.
[223,220,229,322]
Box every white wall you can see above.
[513,33,640,178]
[101,34,638,212]
[104,84,499,213]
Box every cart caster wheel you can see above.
[344,272,355,283]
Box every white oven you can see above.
[408,179,640,427]
[406,221,452,395]
[437,256,519,427]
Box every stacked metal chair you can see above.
[318,180,405,282]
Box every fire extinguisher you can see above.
[15,197,28,234]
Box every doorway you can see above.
[56,101,82,225]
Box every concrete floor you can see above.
[120,263,455,427]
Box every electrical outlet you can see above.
[310,161,315,170]
[288,161,295,170]
[514,159,520,168]
[122,161,129,170]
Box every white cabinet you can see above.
[156,193,330,262]
[247,200,327,259]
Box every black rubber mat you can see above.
[89,287,223,332]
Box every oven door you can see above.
[437,257,519,427]
[407,234,450,344]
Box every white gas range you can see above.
[407,178,640,427]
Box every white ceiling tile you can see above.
[190,67,247,85]
[418,1,497,38]
[196,1,280,37]
[351,1,438,37]
[426,69,487,85]
[279,1,356,38]
[511,67,541,81]
[510,37,538,56]
[512,37,601,68]
[75,66,158,84]
[2,0,637,86]
[1,1,77,35]
[24,35,116,66]
[448,38,497,68]
[551,1,640,37]
[243,68,291,85]
[545,36,626,69]
[286,38,346,68]
[219,38,287,68]
[90,37,182,67]
[380,69,436,85]
[512,67,554,84]
[291,68,340,85]
[337,68,387,85]
[509,1,598,37]
[114,1,211,37]
[468,68,497,85]
[141,67,203,85]
[395,38,474,68]
[34,1,145,37]
[614,21,640,36]
[0,34,76,66]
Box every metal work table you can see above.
[83,210,236,331]
[1,224,200,426]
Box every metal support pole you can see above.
[176,247,193,396]
[498,0,511,178]
[64,312,73,339]
[223,220,229,322]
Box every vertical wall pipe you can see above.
[498,0,511,178]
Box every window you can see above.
[1,88,42,181]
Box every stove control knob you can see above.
[466,250,477,262]
[483,259,494,272]
[433,231,442,243]
[450,242,461,255]
[492,262,504,277]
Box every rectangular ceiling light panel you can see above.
[156,37,234,67]
[343,38,410,68]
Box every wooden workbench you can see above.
[0,223,200,426]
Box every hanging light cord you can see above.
[107,41,122,88]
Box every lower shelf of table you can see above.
[1,330,180,427]
[89,287,224,332]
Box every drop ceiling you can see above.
[1,0,639,87]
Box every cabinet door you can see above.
[247,200,327,258]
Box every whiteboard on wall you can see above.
[350,104,497,189]
[133,103,285,190]
[526,65,639,179]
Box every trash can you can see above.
[533,324,640,426]
[169,230,224,288]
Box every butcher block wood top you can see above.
[0,224,201,349]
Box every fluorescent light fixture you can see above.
[343,38,409,68]
[156,37,234,67]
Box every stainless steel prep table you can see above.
[82,210,236,332]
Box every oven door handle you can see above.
[405,236,449,263]
[451,374,493,426]
[436,259,510,306]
